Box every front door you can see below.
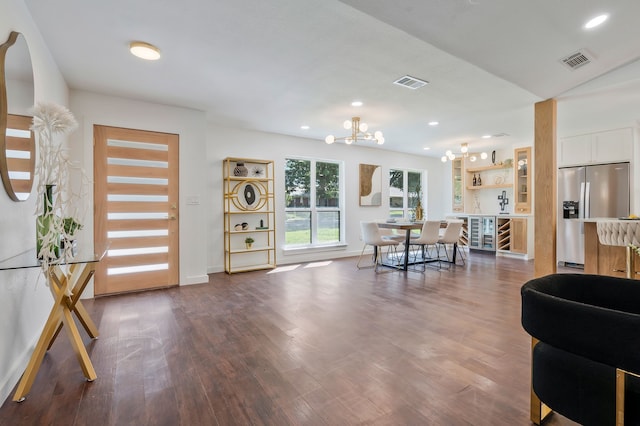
[93,125,179,295]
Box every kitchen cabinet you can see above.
[452,158,464,212]
[450,214,534,259]
[559,127,633,167]
[496,216,533,258]
[510,217,527,254]
[514,147,532,214]
[223,157,276,273]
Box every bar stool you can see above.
[596,220,640,279]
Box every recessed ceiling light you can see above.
[428,121,439,126]
[481,135,491,139]
[129,41,161,60]
[300,125,309,130]
[351,101,363,107]
[423,147,431,151]
[584,14,608,29]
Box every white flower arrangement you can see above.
[31,102,89,265]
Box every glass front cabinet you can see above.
[452,158,464,212]
[514,147,532,213]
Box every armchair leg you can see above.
[617,368,625,426]
[530,338,553,425]
[616,368,640,425]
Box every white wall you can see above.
[206,124,447,270]
[0,0,70,404]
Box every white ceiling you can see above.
[23,0,640,158]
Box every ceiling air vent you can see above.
[393,75,429,90]
[560,49,593,70]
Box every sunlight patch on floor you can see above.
[267,264,301,274]
[304,261,332,268]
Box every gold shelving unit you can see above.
[223,157,276,273]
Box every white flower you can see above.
[30,102,78,135]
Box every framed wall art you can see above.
[359,163,382,206]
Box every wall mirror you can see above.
[0,31,35,201]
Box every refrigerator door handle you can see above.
[579,182,586,218]
[585,182,591,218]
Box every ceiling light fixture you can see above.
[325,117,384,145]
[129,41,161,60]
[300,125,309,130]
[584,14,608,29]
[441,142,487,163]
[428,121,439,126]
[351,101,363,107]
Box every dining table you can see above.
[377,220,461,271]
[377,221,423,270]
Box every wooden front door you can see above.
[94,125,179,295]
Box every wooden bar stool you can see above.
[596,220,640,279]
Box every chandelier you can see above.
[325,117,385,145]
[441,143,488,162]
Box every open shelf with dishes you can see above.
[223,157,275,273]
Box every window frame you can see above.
[389,168,424,220]
[284,157,345,249]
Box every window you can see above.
[389,169,423,219]
[285,158,343,247]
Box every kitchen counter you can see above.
[571,217,637,222]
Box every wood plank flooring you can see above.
[0,252,579,425]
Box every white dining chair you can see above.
[408,220,442,271]
[357,222,400,272]
[437,220,465,266]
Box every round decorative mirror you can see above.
[0,31,35,201]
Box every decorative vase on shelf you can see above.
[234,162,248,177]
[36,184,60,260]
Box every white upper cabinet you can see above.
[559,128,633,166]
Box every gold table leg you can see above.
[13,262,99,402]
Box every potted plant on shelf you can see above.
[245,237,254,249]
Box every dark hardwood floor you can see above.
[1,251,579,425]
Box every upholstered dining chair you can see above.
[408,220,442,271]
[437,220,465,266]
[357,221,400,272]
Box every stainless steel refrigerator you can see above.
[557,162,630,266]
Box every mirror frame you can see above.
[0,31,36,202]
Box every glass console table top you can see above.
[0,246,107,271]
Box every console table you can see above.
[0,246,106,402]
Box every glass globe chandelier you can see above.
[325,117,384,145]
